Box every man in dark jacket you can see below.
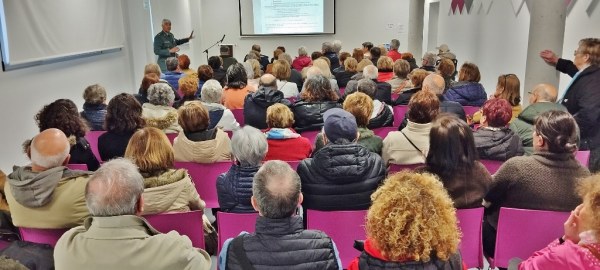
[219,160,342,270]
[297,108,386,211]
[244,74,291,129]
[363,65,392,104]
[322,42,340,72]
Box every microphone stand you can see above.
[203,36,225,63]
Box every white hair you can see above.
[200,79,223,104]
[242,62,254,79]
[332,40,342,53]
[298,46,308,56]
[362,65,379,79]
[30,136,69,169]
[232,126,268,167]
[147,82,175,106]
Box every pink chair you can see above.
[491,208,569,268]
[463,106,481,116]
[456,208,484,269]
[19,227,68,247]
[300,130,321,145]
[286,160,301,170]
[144,210,205,249]
[392,105,409,127]
[174,161,232,208]
[372,127,397,139]
[84,130,106,162]
[166,133,178,144]
[391,93,399,101]
[66,164,88,171]
[231,109,245,126]
[388,163,424,174]
[216,212,259,254]
[339,87,345,96]
[575,150,590,167]
[306,210,368,267]
[480,159,504,174]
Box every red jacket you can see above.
[264,128,312,161]
[387,50,402,62]
[292,55,312,72]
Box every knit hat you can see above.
[323,108,358,143]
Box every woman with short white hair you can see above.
[200,79,240,132]
[142,82,181,133]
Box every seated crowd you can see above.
[0,37,599,270]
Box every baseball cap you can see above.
[436,44,450,52]
[323,108,358,144]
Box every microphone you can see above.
[220,34,226,42]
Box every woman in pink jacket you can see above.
[518,174,600,269]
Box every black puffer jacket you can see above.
[216,164,261,213]
[292,101,341,132]
[244,86,291,129]
[473,127,524,161]
[367,103,394,129]
[373,80,392,105]
[297,142,386,210]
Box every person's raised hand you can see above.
[540,50,559,66]
[564,204,584,243]
[169,47,180,53]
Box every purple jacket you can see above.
[443,81,487,107]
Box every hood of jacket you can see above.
[247,86,288,108]
[311,143,378,182]
[8,166,90,208]
[141,169,191,213]
[474,127,523,160]
[174,129,231,163]
[142,103,178,130]
[518,102,567,124]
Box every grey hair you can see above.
[200,79,223,103]
[147,82,175,106]
[345,80,359,96]
[162,19,171,25]
[242,62,254,79]
[423,74,445,95]
[390,39,400,50]
[362,65,379,79]
[298,46,308,56]
[85,158,144,217]
[232,126,268,167]
[322,42,334,53]
[166,57,179,71]
[422,52,437,66]
[30,135,70,169]
[279,53,292,65]
[252,160,301,219]
[357,78,377,98]
[332,40,342,53]
[305,66,322,79]
[83,84,107,104]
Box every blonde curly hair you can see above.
[367,171,460,262]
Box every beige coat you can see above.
[142,103,181,134]
[54,215,211,270]
[383,121,432,165]
[141,169,205,215]
[173,129,232,163]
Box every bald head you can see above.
[422,74,445,95]
[31,128,70,170]
[252,160,301,219]
[259,74,277,88]
[530,84,558,103]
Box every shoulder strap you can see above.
[400,130,426,159]
[229,236,257,270]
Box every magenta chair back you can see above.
[19,227,68,247]
[392,105,409,127]
[286,160,301,170]
[66,164,89,171]
[463,106,481,116]
[144,210,205,249]
[174,161,232,209]
[491,208,569,268]
[306,209,367,267]
[166,133,178,144]
[300,130,320,145]
[85,131,105,162]
[216,212,259,254]
[456,208,484,268]
[480,159,504,175]
[575,150,590,167]
[339,87,345,96]
[231,109,245,126]
[388,163,424,174]
[372,127,397,139]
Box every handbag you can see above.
[203,222,218,256]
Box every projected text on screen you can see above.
[253,0,324,34]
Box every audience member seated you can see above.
[222,63,254,110]
[136,73,160,105]
[363,65,392,104]
[362,41,374,60]
[142,82,181,133]
[292,75,341,132]
[200,79,240,131]
[443,62,487,106]
[247,44,270,71]
[369,46,382,67]
[80,84,107,131]
[332,51,350,74]
[125,127,207,217]
[242,61,259,91]
[517,174,600,269]
[387,39,402,61]
[0,170,8,212]
[209,56,226,87]
[178,54,195,76]
[264,48,283,74]
[437,44,459,80]
[474,99,524,161]
[401,52,419,71]
[510,84,566,155]
[420,51,437,72]
[394,68,429,105]
[173,101,231,163]
[54,159,211,269]
[298,108,386,210]
[219,160,342,270]
[272,59,299,98]
[292,46,312,71]
[98,93,145,161]
[316,93,383,155]
[161,57,185,91]
[143,63,181,101]
[347,171,463,270]
[483,110,591,257]
[309,58,340,93]
[335,57,357,88]
[6,129,91,228]
[217,126,267,213]
[173,76,199,109]
[36,99,100,171]
[244,74,292,130]
[437,58,456,90]
[417,114,492,209]
[376,56,394,82]
[387,59,413,93]
[277,53,304,92]
[264,104,311,161]
[352,47,365,63]
[383,91,439,165]
[322,42,340,72]
[354,79,394,129]
[471,74,522,124]
[355,59,373,76]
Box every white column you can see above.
[523,0,566,106]
[407,0,424,58]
